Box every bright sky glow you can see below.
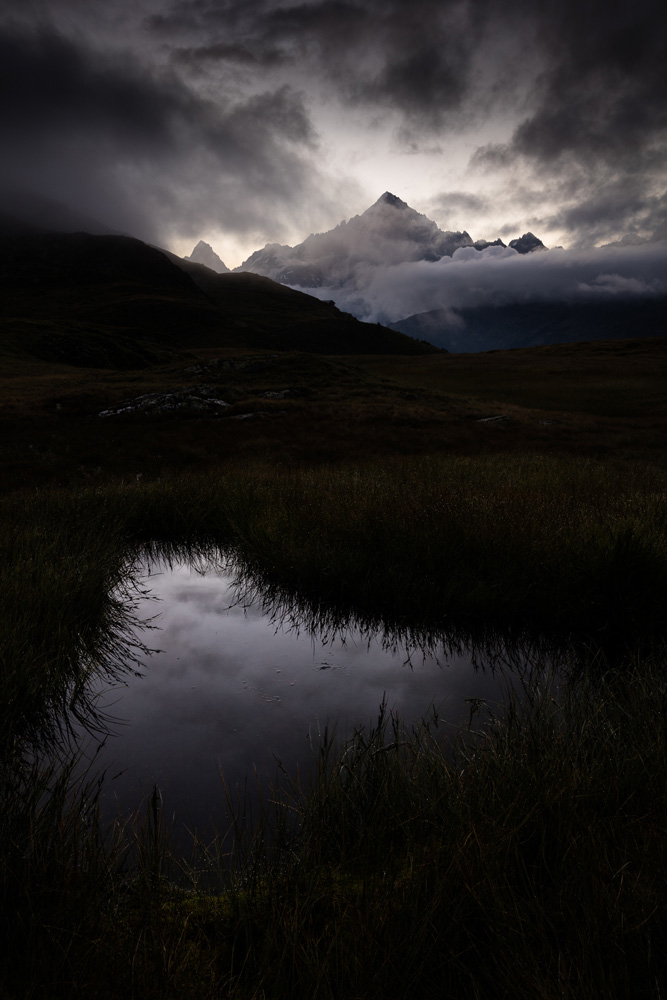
[1,1,665,269]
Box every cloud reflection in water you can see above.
[87,558,525,836]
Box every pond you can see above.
[78,553,555,842]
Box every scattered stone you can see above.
[229,410,277,420]
[185,355,278,377]
[477,415,510,423]
[258,388,309,399]
[99,386,230,417]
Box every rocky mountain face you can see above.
[184,193,548,331]
[184,240,229,272]
[508,232,546,254]
[232,193,546,288]
[234,192,506,288]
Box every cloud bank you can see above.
[292,242,667,324]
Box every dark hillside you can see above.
[0,232,436,369]
[0,232,226,367]
[173,258,438,355]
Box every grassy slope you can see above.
[358,335,667,418]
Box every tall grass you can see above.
[212,453,667,645]
[4,452,665,658]
[2,451,667,996]
[2,451,666,750]
[0,488,156,754]
[3,653,667,998]
[204,655,667,998]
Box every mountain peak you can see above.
[376,192,408,210]
[184,240,229,272]
[508,232,547,254]
[237,192,476,289]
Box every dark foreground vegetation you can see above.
[4,658,667,999]
[2,325,667,997]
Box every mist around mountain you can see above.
[6,187,664,358]
[237,192,488,285]
[601,222,667,248]
[0,189,125,238]
[232,193,546,301]
[220,192,665,352]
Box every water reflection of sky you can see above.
[86,560,518,837]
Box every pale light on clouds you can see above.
[1,0,665,271]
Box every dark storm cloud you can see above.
[3,0,664,256]
[511,2,666,167]
[145,0,268,38]
[281,0,488,132]
[260,0,373,50]
[547,181,658,238]
[0,24,187,148]
[133,0,667,214]
[0,18,324,244]
[471,0,667,242]
[171,41,287,68]
[149,0,489,130]
[354,44,468,129]
[146,0,667,191]
[430,191,492,217]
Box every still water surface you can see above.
[84,557,532,836]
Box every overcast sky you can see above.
[1,0,665,267]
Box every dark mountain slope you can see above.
[0,231,436,369]
[173,258,437,355]
[0,232,227,367]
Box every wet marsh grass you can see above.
[3,452,667,695]
[212,659,667,998]
[3,451,667,758]
[2,338,667,997]
[208,454,667,644]
[2,455,667,995]
[4,655,667,998]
